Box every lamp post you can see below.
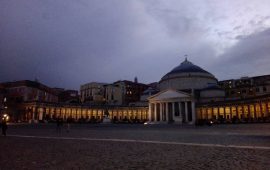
[2,97,9,122]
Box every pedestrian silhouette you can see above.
[66,117,72,133]
[1,118,7,136]
[56,117,63,134]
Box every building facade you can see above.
[80,82,107,104]
[0,80,58,103]
[58,90,79,103]
[105,80,149,106]
[0,86,6,115]
[148,58,224,124]
[148,90,196,124]
[0,80,58,121]
[219,75,270,99]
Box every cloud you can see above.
[211,28,270,80]
[1,0,270,89]
[0,0,149,88]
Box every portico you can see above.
[148,89,196,124]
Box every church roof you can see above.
[148,89,191,101]
[166,58,212,75]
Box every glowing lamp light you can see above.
[2,114,9,121]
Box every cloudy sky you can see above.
[1,0,270,89]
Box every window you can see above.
[263,86,267,92]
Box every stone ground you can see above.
[0,123,270,170]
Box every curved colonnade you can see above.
[23,103,148,122]
[197,98,270,122]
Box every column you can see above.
[179,102,182,120]
[265,101,269,117]
[247,104,251,120]
[159,103,162,122]
[40,107,44,120]
[59,108,61,119]
[166,102,169,122]
[154,103,157,122]
[217,106,220,120]
[148,103,152,121]
[259,102,263,119]
[191,101,196,124]
[253,104,257,119]
[235,106,239,120]
[51,108,54,119]
[230,106,233,120]
[211,107,214,119]
[241,105,245,119]
[32,107,36,120]
[185,102,188,122]
[172,102,175,121]
[116,109,119,120]
[101,109,104,118]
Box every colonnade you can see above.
[197,100,270,122]
[23,104,148,122]
[22,99,270,124]
[148,100,196,124]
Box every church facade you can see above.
[147,58,270,124]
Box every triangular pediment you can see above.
[148,89,191,101]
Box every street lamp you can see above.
[3,114,9,121]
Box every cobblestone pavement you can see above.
[0,123,270,169]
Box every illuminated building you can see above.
[148,58,224,124]
[1,58,270,124]
[22,102,148,123]
[0,80,58,121]
[148,58,270,124]
[219,75,270,99]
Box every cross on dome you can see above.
[184,54,188,62]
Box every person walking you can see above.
[66,117,71,133]
[1,117,7,136]
[56,117,62,134]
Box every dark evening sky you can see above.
[1,0,270,90]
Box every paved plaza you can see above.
[0,123,270,170]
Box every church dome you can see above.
[159,58,217,91]
[167,58,212,75]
